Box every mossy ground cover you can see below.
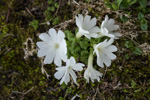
[0,0,150,99]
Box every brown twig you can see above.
[55,0,61,16]
[6,9,10,22]
[72,0,79,5]
[103,67,108,80]
[10,87,34,100]
[20,87,34,100]
[41,58,51,79]
[25,7,34,17]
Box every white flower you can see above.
[54,57,85,85]
[99,15,121,39]
[75,14,100,39]
[93,38,117,68]
[84,54,103,83]
[37,28,67,66]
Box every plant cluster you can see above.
[37,14,122,85]
[105,0,149,31]
[44,0,60,25]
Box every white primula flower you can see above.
[54,57,85,85]
[99,15,122,39]
[93,38,117,68]
[37,28,67,66]
[84,54,103,83]
[75,14,100,39]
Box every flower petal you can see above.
[101,16,108,28]
[48,28,57,41]
[60,74,66,84]
[84,15,91,24]
[113,32,122,37]
[83,15,91,29]
[108,19,115,26]
[70,70,77,84]
[76,16,81,28]
[70,57,76,65]
[84,69,90,83]
[54,67,66,80]
[100,28,115,38]
[85,32,98,38]
[97,52,104,68]
[60,70,69,84]
[105,15,109,20]
[59,50,67,62]
[87,18,97,29]
[57,30,65,42]
[37,46,50,57]
[113,25,119,30]
[89,27,100,33]
[105,38,114,47]
[106,45,117,52]
[101,52,111,67]
[44,48,55,64]
[59,40,67,62]
[103,50,116,60]
[78,14,83,25]
[59,40,67,53]
[78,28,89,34]
[39,33,51,42]
[36,42,47,48]
[54,50,62,66]
[73,63,84,71]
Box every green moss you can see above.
[0,0,150,99]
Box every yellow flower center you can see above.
[55,43,59,49]
[68,66,72,71]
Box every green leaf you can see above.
[120,15,128,22]
[138,12,144,21]
[80,56,88,64]
[81,50,88,57]
[59,97,65,100]
[133,47,142,55]
[65,30,74,41]
[50,7,55,12]
[105,3,113,9]
[116,0,122,8]
[55,3,59,8]
[79,41,89,49]
[146,87,150,93]
[66,88,72,94]
[131,80,136,88]
[112,3,118,10]
[129,0,137,5]
[119,0,130,9]
[138,0,147,8]
[124,54,129,59]
[48,0,53,4]
[124,41,133,49]
[44,10,51,16]
[45,15,52,21]
[62,83,67,89]
[74,47,80,53]
[141,19,148,31]
[141,23,148,31]
[52,17,60,25]
[104,0,109,3]
[75,28,79,34]
[29,20,39,30]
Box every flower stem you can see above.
[88,54,93,68]
[76,33,83,39]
